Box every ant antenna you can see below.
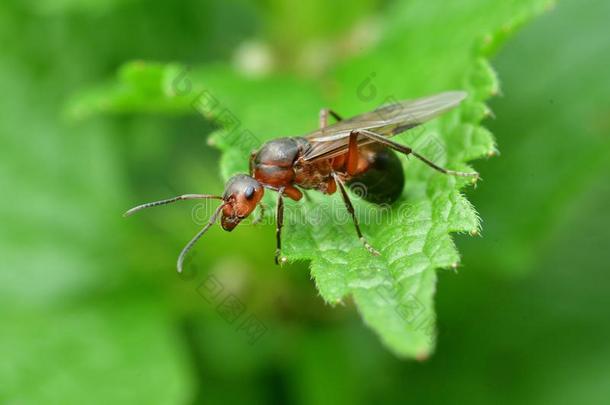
[177,202,226,273]
[123,194,223,217]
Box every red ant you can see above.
[125,91,478,272]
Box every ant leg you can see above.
[319,108,343,129]
[358,129,479,179]
[345,130,360,175]
[331,172,380,256]
[274,188,286,265]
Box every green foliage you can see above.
[0,296,192,404]
[69,0,552,357]
[3,0,610,403]
[461,0,610,275]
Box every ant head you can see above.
[124,173,264,273]
[221,174,264,231]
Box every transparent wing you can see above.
[302,91,467,161]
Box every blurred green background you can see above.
[1,0,609,404]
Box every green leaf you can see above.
[69,0,552,358]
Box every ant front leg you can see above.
[274,188,285,265]
[331,172,380,256]
[319,108,343,129]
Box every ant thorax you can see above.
[250,137,308,189]
[293,158,335,194]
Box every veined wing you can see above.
[302,91,466,161]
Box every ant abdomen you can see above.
[347,145,404,205]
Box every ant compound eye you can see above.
[244,186,256,200]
